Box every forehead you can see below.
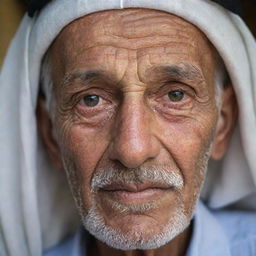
[51,8,216,81]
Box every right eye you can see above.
[80,95,101,107]
[167,90,185,102]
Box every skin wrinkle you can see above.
[67,40,199,54]
[81,162,189,250]
[38,8,237,256]
[60,63,208,99]
[109,11,190,34]
[121,14,193,31]
[118,12,176,22]
[64,12,200,53]
[144,64,208,96]
[107,24,190,40]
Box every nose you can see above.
[109,96,160,168]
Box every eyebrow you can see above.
[60,63,206,89]
[61,69,111,88]
[151,63,206,86]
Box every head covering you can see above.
[0,0,255,255]
[26,0,243,17]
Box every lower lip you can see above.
[100,188,172,205]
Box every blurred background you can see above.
[0,0,255,67]
[0,0,26,66]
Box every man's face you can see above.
[49,9,220,250]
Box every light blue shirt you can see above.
[44,201,256,256]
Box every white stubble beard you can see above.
[64,164,198,250]
[83,198,188,250]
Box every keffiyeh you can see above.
[0,0,255,255]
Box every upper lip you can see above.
[100,182,172,193]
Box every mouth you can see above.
[99,182,174,205]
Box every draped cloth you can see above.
[26,0,243,17]
[0,0,255,255]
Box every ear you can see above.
[36,95,63,170]
[211,85,238,160]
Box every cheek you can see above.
[157,116,216,206]
[64,126,108,168]
[159,118,215,163]
[57,122,111,201]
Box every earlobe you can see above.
[36,95,63,170]
[211,85,238,160]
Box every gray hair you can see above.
[214,54,229,110]
[40,51,54,114]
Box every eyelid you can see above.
[71,88,113,105]
[162,91,188,104]
[78,95,102,107]
[152,85,194,114]
[151,82,194,100]
[166,82,195,94]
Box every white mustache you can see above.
[91,165,184,191]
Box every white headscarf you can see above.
[0,0,256,255]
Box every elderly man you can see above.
[0,0,256,256]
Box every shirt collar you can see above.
[186,201,231,256]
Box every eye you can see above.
[168,90,184,102]
[81,95,100,107]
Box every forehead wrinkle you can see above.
[113,49,147,90]
[104,17,194,41]
[66,38,198,58]
[117,9,168,20]
[110,8,190,29]
[53,8,215,93]
[121,16,189,30]
[136,42,198,60]
[105,25,191,42]
[58,10,206,56]
[66,11,198,44]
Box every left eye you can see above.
[167,90,184,102]
[81,95,100,107]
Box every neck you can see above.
[87,224,192,256]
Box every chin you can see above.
[81,202,191,250]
